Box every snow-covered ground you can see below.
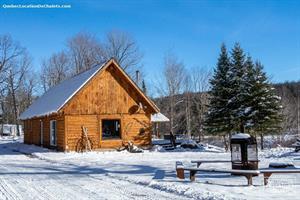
[0,137,300,200]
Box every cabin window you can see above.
[102,119,121,139]
[50,120,57,146]
[231,144,241,161]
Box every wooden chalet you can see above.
[20,58,165,151]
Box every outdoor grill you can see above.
[230,133,259,171]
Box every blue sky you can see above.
[1,0,299,85]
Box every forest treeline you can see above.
[0,32,299,139]
[154,81,300,137]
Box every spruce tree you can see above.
[246,62,282,148]
[228,43,247,132]
[205,44,233,135]
[241,56,256,130]
[206,43,282,148]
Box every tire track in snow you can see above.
[0,161,99,200]
[105,173,225,200]
[14,154,185,200]
[4,149,151,199]
[0,164,55,200]
[1,147,189,200]
[0,176,21,200]
[89,174,190,200]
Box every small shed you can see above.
[230,133,259,170]
[20,59,161,151]
[151,112,169,138]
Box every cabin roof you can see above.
[151,112,169,122]
[20,59,159,120]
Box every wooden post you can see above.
[176,161,185,179]
[176,168,185,179]
[245,174,253,186]
[263,172,272,185]
[190,170,197,181]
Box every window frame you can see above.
[101,119,122,140]
[40,120,43,146]
[247,144,258,161]
[50,120,57,146]
[231,143,242,162]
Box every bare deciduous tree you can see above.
[189,67,212,141]
[18,71,38,113]
[67,32,104,74]
[104,30,143,77]
[40,51,70,92]
[5,52,31,136]
[0,34,31,136]
[160,52,187,133]
[40,31,144,93]
[0,34,25,93]
[183,72,192,138]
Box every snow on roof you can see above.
[19,63,106,120]
[231,133,251,139]
[151,112,169,122]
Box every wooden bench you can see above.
[260,169,300,185]
[176,161,260,185]
[191,160,232,168]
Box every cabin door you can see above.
[40,120,43,146]
[50,120,57,146]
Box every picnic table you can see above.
[176,161,259,185]
[176,161,300,186]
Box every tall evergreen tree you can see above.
[241,56,256,130]
[206,43,282,148]
[205,44,233,136]
[228,43,247,132]
[246,62,282,148]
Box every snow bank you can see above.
[150,145,166,152]
[151,139,224,153]
[259,146,297,159]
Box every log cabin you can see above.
[20,58,165,151]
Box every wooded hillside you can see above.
[154,81,300,138]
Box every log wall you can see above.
[65,113,151,151]
[62,63,155,115]
[23,115,65,151]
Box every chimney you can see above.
[135,70,140,86]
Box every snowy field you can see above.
[0,137,300,200]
